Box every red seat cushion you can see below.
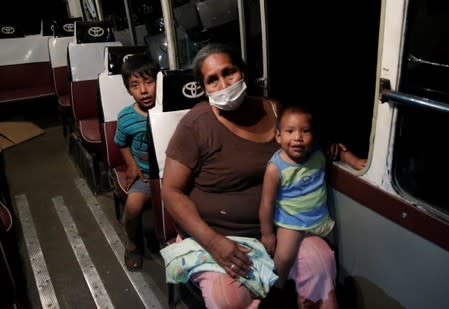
[58,94,71,108]
[79,118,101,143]
[112,165,127,201]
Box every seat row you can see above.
[48,20,122,194]
[49,19,206,307]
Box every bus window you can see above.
[81,0,99,21]
[266,2,381,163]
[145,16,196,70]
[165,0,241,70]
[102,0,163,46]
[164,0,264,95]
[1,2,67,35]
[394,0,449,220]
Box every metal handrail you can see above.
[381,89,449,114]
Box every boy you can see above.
[114,52,160,271]
[259,105,335,289]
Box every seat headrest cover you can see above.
[75,21,115,44]
[161,69,206,112]
[53,17,81,37]
[42,19,56,36]
[107,46,149,75]
[0,23,25,38]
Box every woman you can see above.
[161,43,339,309]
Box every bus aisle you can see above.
[2,105,195,308]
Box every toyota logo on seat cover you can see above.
[182,82,204,99]
[88,26,104,37]
[123,53,134,62]
[1,26,15,35]
[63,23,74,32]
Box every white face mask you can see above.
[207,79,247,111]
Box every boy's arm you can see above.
[119,147,144,190]
[259,163,280,255]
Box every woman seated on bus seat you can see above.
[161,43,339,309]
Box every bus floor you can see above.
[3,117,201,308]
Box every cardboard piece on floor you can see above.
[0,121,45,150]
[0,136,14,149]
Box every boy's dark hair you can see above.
[121,52,160,89]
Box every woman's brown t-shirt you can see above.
[166,102,279,239]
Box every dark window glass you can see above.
[394,0,449,220]
[266,2,381,159]
[1,1,68,35]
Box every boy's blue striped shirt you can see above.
[114,104,150,178]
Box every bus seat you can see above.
[0,23,54,104]
[103,120,127,220]
[98,45,148,219]
[42,18,56,36]
[0,148,16,308]
[148,69,205,308]
[48,26,75,136]
[150,69,205,178]
[98,46,148,123]
[54,18,81,38]
[0,23,25,39]
[0,204,15,308]
[67,20,122,192]
[67,20,121,152]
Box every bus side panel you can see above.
[330,173,449,309]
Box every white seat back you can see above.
[68,21,122,82]
[48,37,73,68]
[98,46,148,122]
[68,41,122,81]
[150,109,189,178]
[98,74,133,122]
[149,69,205,178]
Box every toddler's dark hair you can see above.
[276,105,314,129]
[277,104,325,146]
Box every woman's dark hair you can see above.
[121,52,160,89]
[192,43,247,88]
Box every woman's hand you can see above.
[328,143,367,170]
[340,149,367,170]
[163,159,253,278]
[327,142,347,161]
[206,234,253,279]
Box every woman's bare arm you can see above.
[161,157,252,277]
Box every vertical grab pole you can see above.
[161,0,177,69]
[94,0,104,20]
[123,0,136,45]
[237,0,247,62]
[259,0,268,96]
